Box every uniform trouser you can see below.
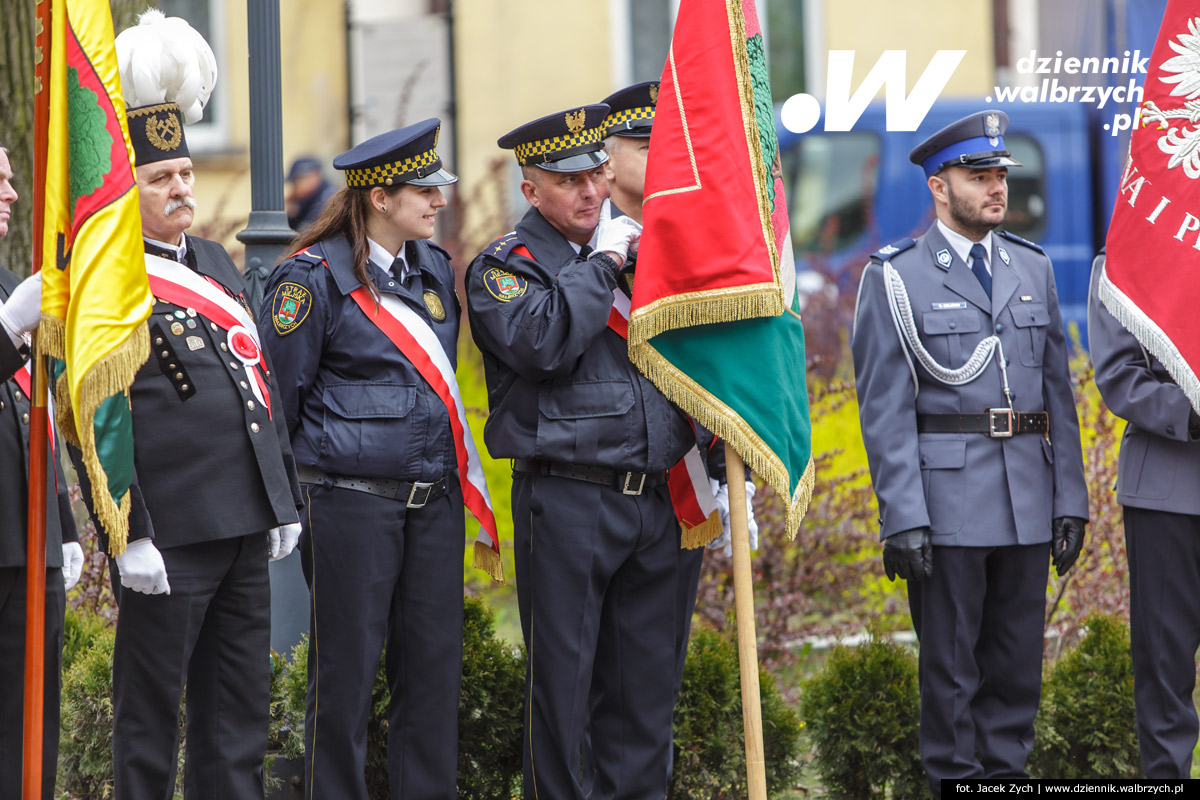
[112,533,271,800]
[1124,506,1200,778]
[299,482,465,800]
[513,472,678,800]
[907,544,1048,795]
[0,566,64,800]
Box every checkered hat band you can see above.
[513,126,604,166]
[602,106,654,136]
[345,148,439,188]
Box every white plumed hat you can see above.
[116,8,217,125]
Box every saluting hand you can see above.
[1051,516,1086,576]
[114,538,171,595]
[882,527,933,582]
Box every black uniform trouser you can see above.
[513,472,678,800]
[907,543,1048,795]
[0,566,64,800]
[299,482,464,800]
[1124,506,1200,778]
[112,534,270,800]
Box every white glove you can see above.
[593,215,642,264]
[0,272,43,345]
[268,522,302,561]
[707,480,759,557]
[114,538,171,595]
[62,542,84,591]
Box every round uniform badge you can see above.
[423,291,447,322]
[484,267,527,302]
[272,282,312,335]
[170,321,185,335]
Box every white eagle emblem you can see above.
[1141,17,1200,179]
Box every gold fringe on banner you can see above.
[629,340,815,541]
[627,283,783,346]
[681,510,723,550]
[473,539,506,583]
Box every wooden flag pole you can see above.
[725,442,767,800]
[24,0,53,797]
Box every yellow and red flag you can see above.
[40,0,152,554]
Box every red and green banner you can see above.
[40,0,152,554]
[630,0,813,537]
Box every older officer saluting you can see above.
[851,110,1089,794]
[466,105,686,799]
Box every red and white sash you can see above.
[144,254,272,418]
[324,261,502,581]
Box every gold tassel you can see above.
[681,511,722,549]
[627,288,784,345]
[473,540,506,584]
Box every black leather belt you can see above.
[917,409,1049,438]
[297,465,450,508]
[513,458,668,496]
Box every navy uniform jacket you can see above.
[259,236,459,482]
[852,223,1089,546]
[1088,254,1200,514]
[465,207,694,472]
[78,238,302,550]
[0,266,77,567]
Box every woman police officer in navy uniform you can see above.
[259,119,467,799]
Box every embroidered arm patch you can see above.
[271,282,312,335]
[483,268,527,302]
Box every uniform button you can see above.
[211,322,219,331]
[14,390,22,401]
[161,350,169,358]
[181,384,189,391]
[247,400,255,410]
[920,457,927,466]
[1005,358,1011,367]
[250,422,260,433]
[175,372,184,380]
[155,337,164,345]
[0,401,4,411]
[230,362,240,370]
[1167,425,1176,436]
[995,323,1004,333]
[948,322,957,330]
[168,363,176,369]
[265,370,271,378]
[22,413,30,425]
[240,380,249,389]
[220,343,228,352]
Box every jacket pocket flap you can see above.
[919,439,966,469]
[540,380,635,420]
[324,381,417,419]
[922,309,981,335]
[1011,302,1051,328]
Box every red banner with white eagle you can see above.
[1100,1,1200,410]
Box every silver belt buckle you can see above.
[622,472,646,496]
[407,481,435,508]
[987,408,1014,438]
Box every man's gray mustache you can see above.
[164,197,197,216]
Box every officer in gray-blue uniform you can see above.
[1089,251,1200,777]
[260,120,466,800]
[466,105,684,800]
[851,110,1089,793]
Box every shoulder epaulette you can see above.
[283,244,327,270]
[483,232,522,261]
[869,238,916,262]
[997,230,1045,255]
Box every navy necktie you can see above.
[969,242,991,299]
[580,244,594,259]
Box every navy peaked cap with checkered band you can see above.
[601,82,658,138]
[333,118,457,189]
[498,105,610,173]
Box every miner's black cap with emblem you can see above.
[908,110,1022,178]
[498,105,610,173]
[601,82,659,138]
[333,118,457,189]
[127,102,190,166]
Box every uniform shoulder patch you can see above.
[482,267,528,302]
[997,230,1045,255]
[484,232,523,262]
[869,238,916,262]
[271,281,313,335]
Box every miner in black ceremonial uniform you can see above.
[0,139,82,800]
[466,104,687,799]
[71,13,303,800]
[260,120,473,800]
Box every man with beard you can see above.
[68,11,302,799]
[851,110,1088,795]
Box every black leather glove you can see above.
[882,527,933,582]
[1051,516,1087,576]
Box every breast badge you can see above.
[272,282,312,335]
[423,291,447,322]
